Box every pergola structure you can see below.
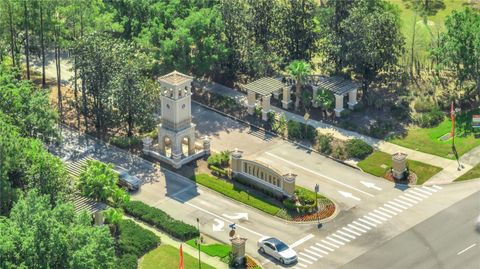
[242,77,289,121]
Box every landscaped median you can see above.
[191,173,336,222]
[358,151,442,184]
[140,244,216,269]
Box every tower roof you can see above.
[157,70,194,86]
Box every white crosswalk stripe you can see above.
[348,223,368,233]
[414,188,433,195]
[358,218,377,227]
[422,186,438,192]
[337,230,356,239]
[432,185,442,190]
[352,221,372,230]
[404,193,423,201]
[332,233,351,242]
[374,209,392,218]
[379,206,398,216]
[304,248,323,258]
[407,189,429,199]
[398,195,418,204]
[321,240,340,249]
[342,226,362,236]
[387,201,407,210]
[299,252,318,261]
[310,245,329,255]
[363,215,383,224]
[298,257,313,264]
[393,198,413,207]
[296,263,308,268]
[368,212,388,222]
[326,236,346,245]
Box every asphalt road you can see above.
[341,191,480,269]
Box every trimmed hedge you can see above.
[345,139,373,159]
[117,219,160,257]
[122,200,199,241]
[116,254,138,269]
[109,136,142,149]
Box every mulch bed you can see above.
[384,170,418,185]
[291,203,336,222]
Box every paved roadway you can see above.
[341,191,480,269]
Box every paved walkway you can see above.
[125,216,228,269]
[196,79,479,184]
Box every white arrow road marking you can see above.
[212,218,224,232]
[222,213,249,220]
[457,243,476,255]
[338,191,361,201]
[265,152,374,197]
[360,181,382,191]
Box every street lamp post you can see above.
[314,184,321,229]
[196,218,201,269]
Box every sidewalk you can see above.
[197,79,477,184]
[125,216,228,269]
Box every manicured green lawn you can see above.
[186,239,231,258]
[454,164,480,182]
[192,173,282,216]
[358,151,442,184]
[388,118,480,159]
[140,245,215,269]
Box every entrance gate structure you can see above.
[242,77,289,121]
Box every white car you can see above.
[257,237,297,265]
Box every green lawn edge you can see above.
[185,239,231,258]
[358,151,442,184]
[139,244,215,269]
[454,163,480,182]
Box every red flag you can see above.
[179,244,184,269]
[450,101,455,142]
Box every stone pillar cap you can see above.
[230,236,248,245]
[392,152,408,161]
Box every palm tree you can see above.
[313,88,334,118]
[287,60,311,111]
[103,208,123,235]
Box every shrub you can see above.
[210,165,228,177]
[414,99,437,113]
[317,133,333,154]
[116,219,160,257]
[254,105,262,117]
[413,110,444,128]
[267,111,276,122]
[345,139,373,159]
[122,201,199,241]
[340,109,352,117]
[287,120,302,140]
[368,120,393,139]
[207,151,230,168]
[332,145,347,160]
[109,136,142,149]
[116,254,138,269]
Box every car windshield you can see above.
[275,241,289,252]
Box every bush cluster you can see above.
[122,201,199,241]
[345,139,373,159]
[109,136,142,149]
[207,151,230,168]
[210,165,228,177]
[414,99,438,113]
[116,219,160,269]
[413,110,444,128]
[368,120,393,139]
[287,120,316,142]
[317,133,333,154]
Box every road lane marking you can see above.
[386,201,406,210]
[358,218,377,227]
[297,263,308,268]
[290,234,315,249]
[414,188,433,195]
[321,240,340,249]
[398,196,418,204]
[348,223,367,233]
[379,207,397,216]
[408,190,429,199]
[404,193,423,201]
[342,226,362,236]
[265,152,374,197]
[299,252,319,261]
[432,185,442,190]
[298,256,314,264]
[457,243,476,255]
[352,221,372,230]
[422,186,438,192]
[310,245,329,255]
[332,233,351,242]
[363,215,383,224]
[393,198,413,207]
[337,230,356,239]
[368,212,388,221]
[304,248,323,258]
[326,236,345,245]
[374,209,392,218]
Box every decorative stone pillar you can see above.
[282,86,291,109]
[230,236,247,266]
[261,94,271,121]
[273,89,280,99]
[142,137,153,152]
[171,137,182,168]
[311,86,319,108]
[333,94,344,117]
[347,89,358,110]
[202,136,211,155]
[247,90,256,115]
[392,153,408,180]
[230,148,243,176]
[282,173,297,198]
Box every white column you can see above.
[347,89,358,109]
[247,90,256,115]
[282,87,291,109]
[334,94,344,117]
[261,94,271,121]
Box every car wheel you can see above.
[280,258,285,264]
[259,247,265,254]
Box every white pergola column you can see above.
[261,94,271,121]
[247,90,256,115]
[347,89,358,110]
[311,86,319,108]
[273,88,280,99]
[334,94,344,117]
[281,86,291,109]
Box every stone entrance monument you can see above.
[142,70,210,169]
[392,152,408,180]
[230,235,247,266]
